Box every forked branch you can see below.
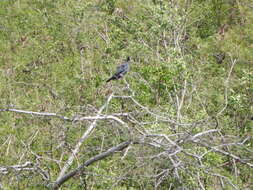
[52,141,131,189]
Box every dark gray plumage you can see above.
[106,57,130,82]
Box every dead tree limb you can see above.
[52,140,131,189]
[56,93,114,181]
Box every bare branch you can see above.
[75,115,126,126]
[190,129,219,140]
[56,93,114,181]
[0,108,71,121]
[176,79,187,122]
[52,141,131,189]
[0,162,33,174]
[192,141,253,168]
[217,57,237,116]
[204,171,239,190]
[113,94,197,126]
[0,161,49,181]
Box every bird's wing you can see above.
[116,63,128,73]
[116,64,125,70]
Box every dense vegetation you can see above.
[0,0,252,189]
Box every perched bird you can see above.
[106,57,130,82]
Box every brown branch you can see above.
[52,141,131,189]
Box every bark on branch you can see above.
[52,140,131,189]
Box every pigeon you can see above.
[106,57,130,82]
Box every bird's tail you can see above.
[106,76,114,82]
